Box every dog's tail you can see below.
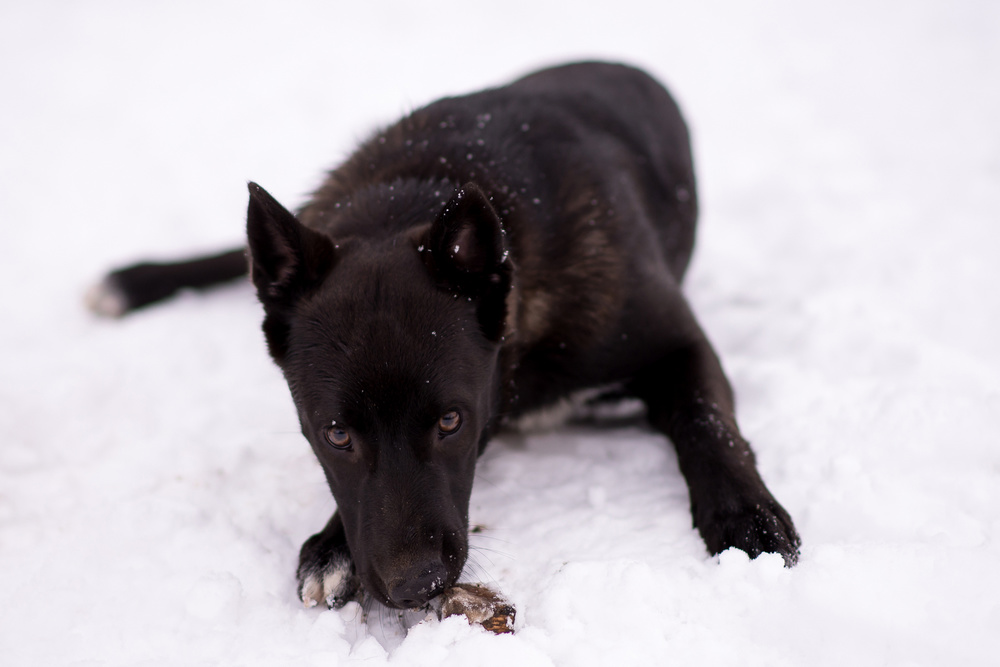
[85,248,248,317]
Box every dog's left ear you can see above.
[246,182,335,362]
[246,182,334,307]
[427,183,512,341]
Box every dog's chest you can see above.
[505,385,644,433]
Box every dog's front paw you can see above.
[697,495,801,567]
[297,532,360,609]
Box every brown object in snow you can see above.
[438,583,515,634]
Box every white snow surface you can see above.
[2,1,999,665]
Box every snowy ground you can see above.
[2,1,998,665]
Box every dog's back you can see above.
[507,61,698,279]
[305,62,696,278]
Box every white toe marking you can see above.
[84,279,127,317]
[323,567,346,597]
[301,574,324,608]
[322,560,352,607]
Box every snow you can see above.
[2,0,998,665]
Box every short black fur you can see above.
[96,61,800,610]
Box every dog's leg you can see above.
[630,309,801,565]
[297,511,360,608]
[86,248,247,316]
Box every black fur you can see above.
[95,62,800,610]
[88,249,246,315]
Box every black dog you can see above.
[92,62,800,611]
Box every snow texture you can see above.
[2,1,998,665]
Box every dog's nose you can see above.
[388,560,449,608]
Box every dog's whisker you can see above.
[377,602,388,637]
[360,593,376,626]
[462,552,503,589]
[467,548,498,573]
[461,557,487,582]
[468,532,514,546]
[469,545,513,561]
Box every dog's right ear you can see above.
[246,182,334,307]
[426,183,513,341]
[246,182,334,362]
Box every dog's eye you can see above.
[438,411,462,435]
[324,425,352,450]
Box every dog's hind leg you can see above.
[86,248,247,317]
[628,303,801,566]
[297,511,360,609]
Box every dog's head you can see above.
[246,181,512,608]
